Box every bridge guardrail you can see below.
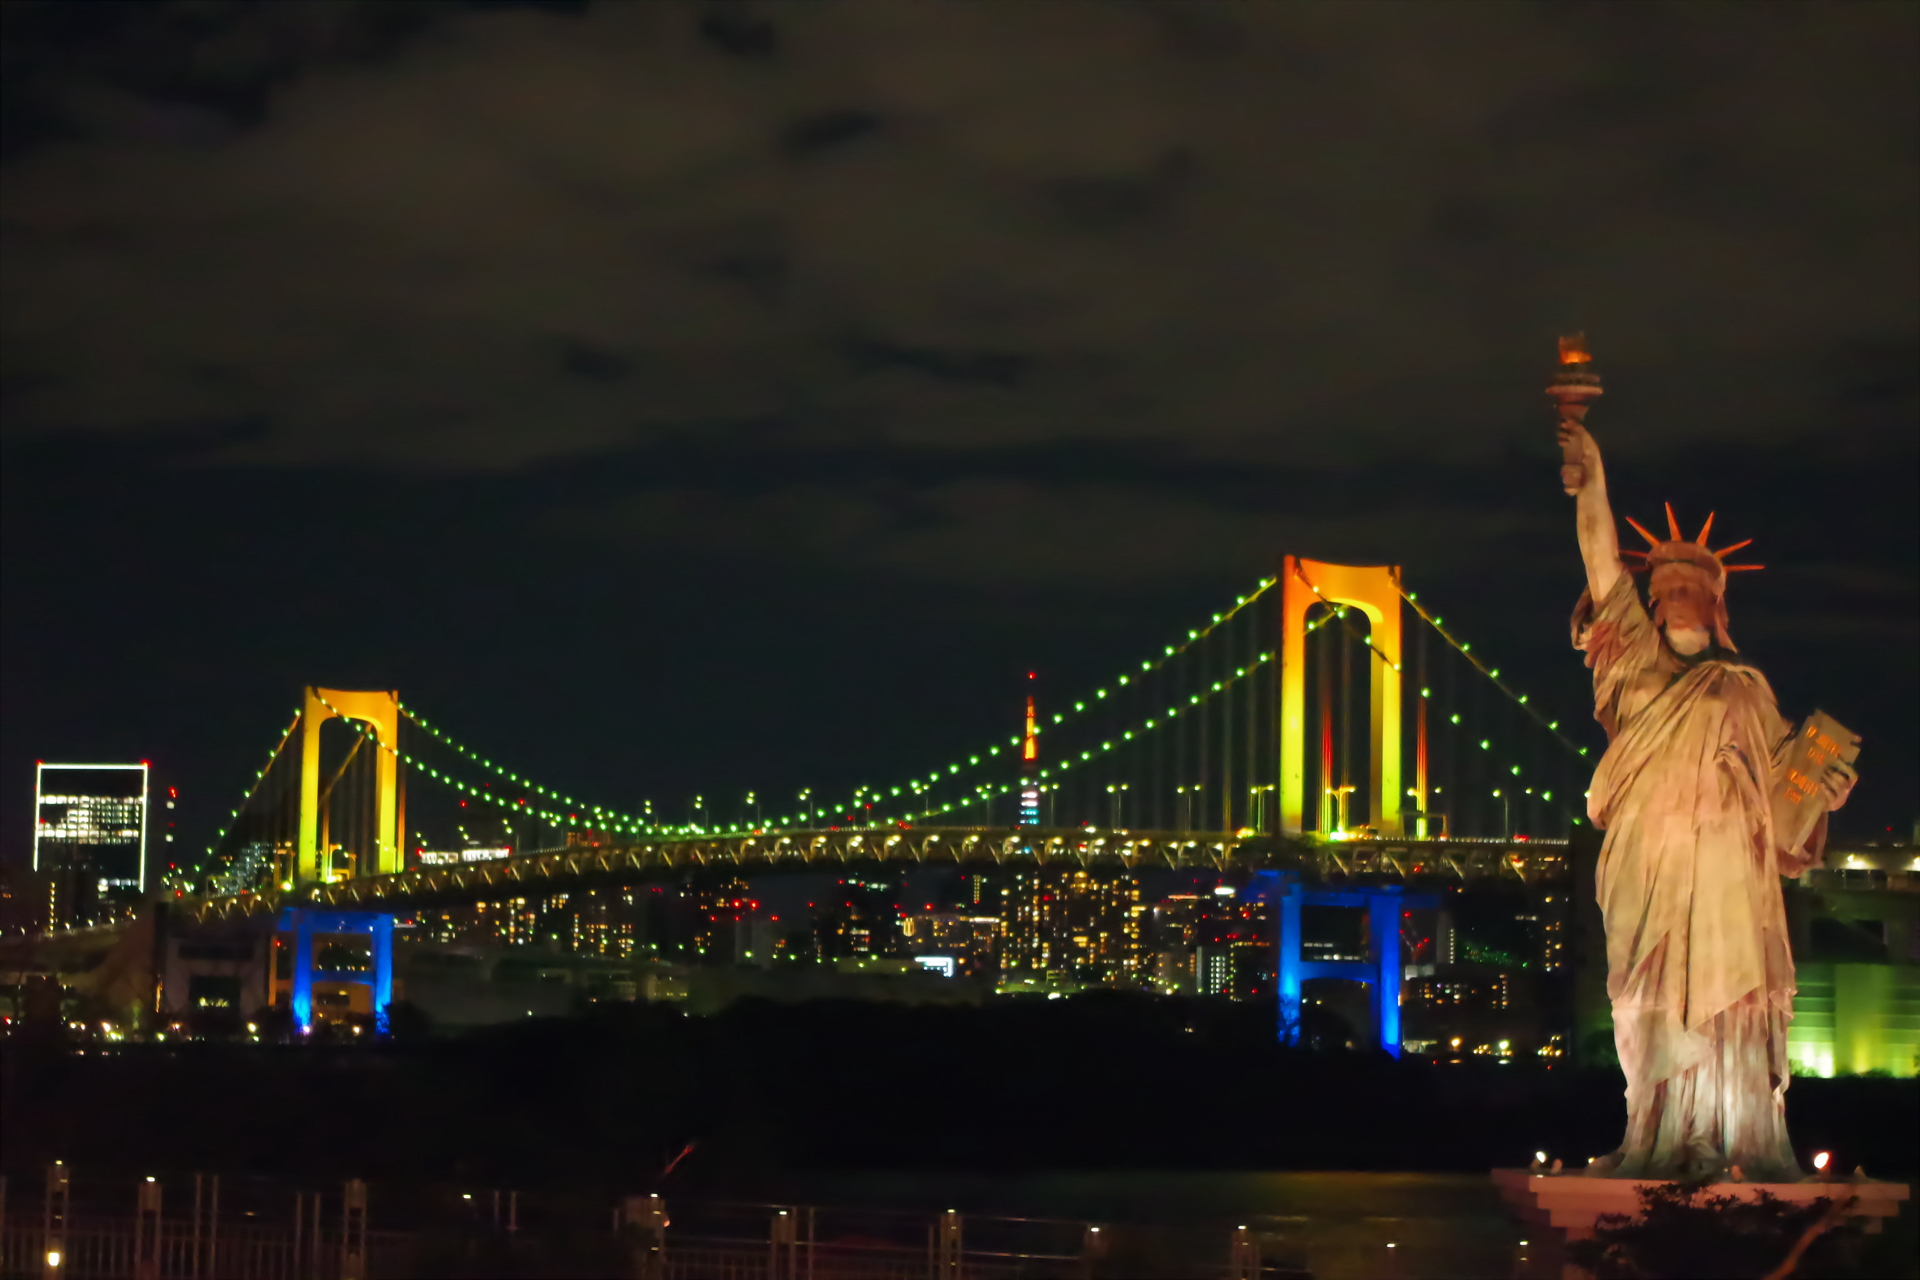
[173,829,1572,922]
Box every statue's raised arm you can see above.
[1558,418,1622,606]
[1549,334,1623,606]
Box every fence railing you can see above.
[0,1171,1311,1280]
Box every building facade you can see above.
[34,762,150,927]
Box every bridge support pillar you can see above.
[281,909,396,1035]
[1269,875,1433,1057]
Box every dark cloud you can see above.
[2,1,1911,477]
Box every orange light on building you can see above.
[1557,332,1592,364]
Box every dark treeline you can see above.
[4,995,1913,1192]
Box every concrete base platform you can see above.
[1493,1169,1910,1279]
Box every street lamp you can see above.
[1106,782,1131,829]
[1176,784,1203,832]
[745,791,760,829]
[1492,788,1511,840]
[1330,784,1357,835]
[1249,784,1276,834]
[798,788,813,826]
[691,795,708,832]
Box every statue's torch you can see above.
[1549,333,1603,494]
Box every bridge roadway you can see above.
[185,826,1570,923]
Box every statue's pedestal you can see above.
[1492,1168,1910,1280]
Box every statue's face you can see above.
[1651,565,1716,655]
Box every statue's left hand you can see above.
[1820,759,1857,812]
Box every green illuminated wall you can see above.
[1788,962,1920,1078]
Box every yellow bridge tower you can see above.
[296,687,403,884]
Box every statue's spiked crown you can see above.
[1621,503,1763,598]
[1622,504,1760,651]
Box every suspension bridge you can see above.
[185,556,1591,892]
[20,556,1598,1042]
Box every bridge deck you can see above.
[181,828,1569,921]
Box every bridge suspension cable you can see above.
[317,693,654,839]
[845,574,1281,823]
[196,710,301,873]
[1281,562,1593,836]
[1292,563,1589,762]
[1395,586,1591,759]
[396,702,650,832]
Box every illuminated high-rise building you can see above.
[689,875,755,963]
[34,762,150,927]
[1156,888,1273,1000]
[1002,869,1148,985]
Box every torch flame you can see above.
[1558,333,1592,365]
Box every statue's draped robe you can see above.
[1577,573,1821,1180]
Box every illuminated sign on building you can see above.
[417,847,512,866]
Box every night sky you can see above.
[3,0,1915,869]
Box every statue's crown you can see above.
[1621,504,1763,597]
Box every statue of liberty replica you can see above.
[1552,337,1859,1182]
